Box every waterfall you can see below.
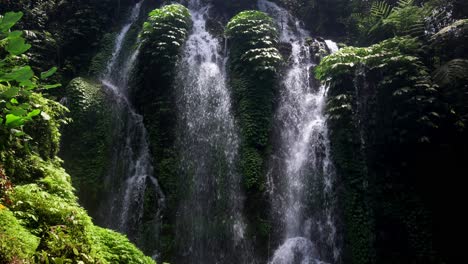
[173,0,252,263]
[98,0,165,255]
[258,0,341,263]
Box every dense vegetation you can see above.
[1,0,466,263]
[0,11,155,263]
[315,1,468,263]
[225,10,282,256]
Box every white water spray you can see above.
[100,1,165,250]
[259,0,341,263]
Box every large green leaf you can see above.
[7,36,31,55]
[0,12,23,33]
[3,66,34,83]
[5,114,24,128]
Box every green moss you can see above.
[132,4,192,259]
[0,207,39,263]
[139,4,192,73]
[225,10,281,192]
[89,32,117,76]
[60,77,113,213]
[91,226,155,264]
[316,37,441,263]
[225,10,282,258]
[3,157,156,263]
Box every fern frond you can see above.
[370,1,392,19]
[396,0,415,9]
[433,59,468,87]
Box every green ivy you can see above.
[225,10,282,258]
[140,4,192,73]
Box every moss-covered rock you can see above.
[431,19,468,62]
[2,158,156,264]
[316,37,441,264]
[132,4,192,259]
[225,10,281,192]
[60,77,114,215]
[139,4,192,73]
[225,10,282,258]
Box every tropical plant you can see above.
[350,0,434,44]
[0,11,61,141]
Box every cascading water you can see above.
[258,0,341,263]
[98,0,164,254]
[174,0,252,263]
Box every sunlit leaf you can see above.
[10,108,27,116]
[5,114,23,128]
[4,66,34,82]
[40,67,58,80]
[28,109,41,118]
[0,12,23,33]
[6,36,31,55]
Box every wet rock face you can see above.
[431,19,468,62]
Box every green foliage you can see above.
[5,160,156,264]
[349,0,434,45]
[226,10,281,191]
[60,77,113,212]
[433,59,468,87]
[226,11,282,73]
[1,11,67,185]
[317,37,438,143]
[0,11,60,130]
[90,226,155,264]
[370,1,392,20]
[0,206,39,263]
[317,36,443,263]
[140,4,191,73]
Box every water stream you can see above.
[258,0,341,263]
[173,0,252,263]
[98,1,164,255]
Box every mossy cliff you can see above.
[316,33,468,263]
[0,10,155,262]
[132,4,192,259]
[0,65,153,264]
[225,10,282,256]
[0,76,154,263]
[60,78,114,216]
